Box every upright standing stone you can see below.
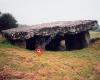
[78,31,90,48]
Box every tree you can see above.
[0,13,18,32]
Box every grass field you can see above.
[0,32,100,80]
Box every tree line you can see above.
[0,12,18,32]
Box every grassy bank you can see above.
[0,32,100,80]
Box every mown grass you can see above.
[0,32,100,80]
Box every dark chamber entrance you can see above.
[64,31,90,50]
[45,35,65,51]
[65,33,81,50]
[26,34,66,51]
[26,31,90,51]
[26,37,35,50]
[26,35,45,50]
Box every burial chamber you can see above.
[1,20,98,51]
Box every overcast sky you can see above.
[0,0,100,25]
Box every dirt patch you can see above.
[93,62,100,74]
[0,66,35,80]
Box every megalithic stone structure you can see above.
[1,20,98,51]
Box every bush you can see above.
[0,13,18,32]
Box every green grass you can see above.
[90,31,100,39]
[0,35,14,48]
[0,32,100,80]
[0,52,10,70]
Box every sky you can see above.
[0,0,100,25]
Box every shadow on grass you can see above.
[90,38,100,44]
